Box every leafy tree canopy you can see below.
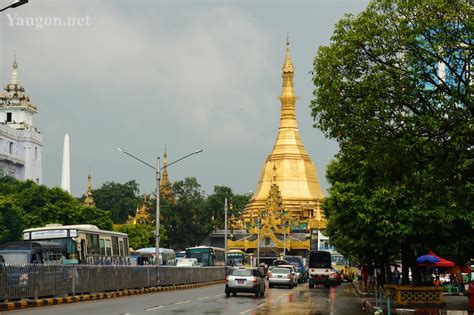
[311,0,472,282]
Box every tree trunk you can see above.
[401,241,422,285]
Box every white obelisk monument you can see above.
[61,134,71,193]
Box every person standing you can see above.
[393,266,401,284]
[362,265,369,290]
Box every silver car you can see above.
[225,268,266,297]
[268,267,295,289]
[278,264,299,286]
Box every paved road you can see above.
[4,282,365,315]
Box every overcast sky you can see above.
[0,0,369,197]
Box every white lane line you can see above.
[146,305,165,311]
[240,308,253,314]
[175,300,191,305]
[215,293,225,297]
[198,296,209,300]
[256,303,265,308]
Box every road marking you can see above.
[215,293,225,297]
[240,308,253,314]
[256,303,265,308]
[175,300,191,305]
[198,296,209,300]
[146,305,164,311]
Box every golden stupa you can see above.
[228,39,327,255]
[83,174,96,208]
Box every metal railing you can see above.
[0,265,226,301]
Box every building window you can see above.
[6,112,12,122]
[35,147,38,160]
[9,142,13,155]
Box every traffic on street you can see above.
[5,282,365,315]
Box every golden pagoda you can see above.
[160,148,174,202]
[228,38,327,256]
[126,194,151,225]
[83,174,96,207]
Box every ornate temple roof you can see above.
[0,55,38,114]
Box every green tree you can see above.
[159,177,209,249]
[311,0,472,283]
[0,176,113,241]
[0,195,25,243]
[118,224,155,249]
[92,180,141,223]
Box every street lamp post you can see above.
[224,198,228,267]
[0,0,28,12]
[117,147,203,265]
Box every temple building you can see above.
[227,39,327,259]
[83,174,96,207]
[0,55,43,183]
[126,194,151,225]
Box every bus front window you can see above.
[187,252,212,266]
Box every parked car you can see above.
[176,258,198,267]
[268,267,295,289]
[277,264,299,286]
[285,255,308,283]
[329,269,343,285]
[225,268,266,297]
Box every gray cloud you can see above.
[0,0,368,197]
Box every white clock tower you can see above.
[0,55,43,183]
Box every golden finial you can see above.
[282,35,294,75]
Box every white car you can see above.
[176,258,198,267]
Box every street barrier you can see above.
[0,265,226,302]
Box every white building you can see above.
[0,56,42,183]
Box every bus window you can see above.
[112,237,119,256]
[105,240,112,256]
[92,234,100,255]
[86,234,93,254]
[118,240,124,256]
[124,239,129,256]
[100,239,105,255]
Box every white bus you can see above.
[185,246,225,267]
[22,224,129,265]
[135,247,176,265]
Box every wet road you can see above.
[4,282,365,315]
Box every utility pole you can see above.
[224,197,228,267]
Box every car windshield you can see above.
[231,269,253,276]
[272,268,290,274]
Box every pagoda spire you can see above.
[161,146,169,188]
[241,36,324,221]
[11,52,18,85]
[280,35,297,126]
[83,173,96,207]
[160,146,174,202]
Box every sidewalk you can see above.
[352,280,470,314]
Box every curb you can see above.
[0,279,226,312]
